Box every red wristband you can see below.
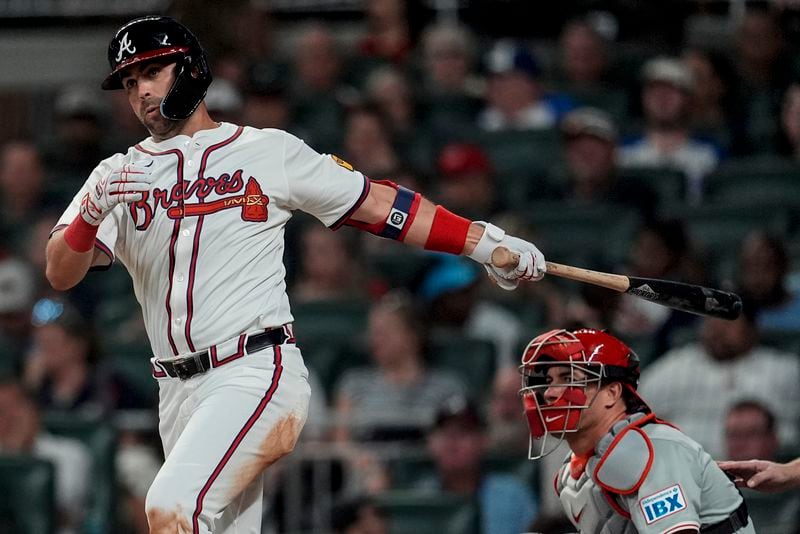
[63,215,99,253]
[424,205,471,254]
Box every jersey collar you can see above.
[138,121,239,152]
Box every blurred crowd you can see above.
[2,0,800,532]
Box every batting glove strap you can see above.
[466,221,506,265]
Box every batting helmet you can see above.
[518,328,645,459]
[101,16,212,121]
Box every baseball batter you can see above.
[44,16,546,534]
[519,329,756,534]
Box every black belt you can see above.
[701,498,749,534]
[157,327,289,380]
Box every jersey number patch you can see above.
[639,484,686,524]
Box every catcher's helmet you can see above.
[101,16,212,121]
[518,328,645,459]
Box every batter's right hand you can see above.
[80,159,155,225]
[485,234,547,290]
[467,222,546,291]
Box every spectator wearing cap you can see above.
[478,40,573,132]
[415,395,538,534]
[639,298,800,458]
[420,255,522,368]
[618,56,722,204]
[556,107,657,221]
[435,142,498,220]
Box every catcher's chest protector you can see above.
[556,413,655,534]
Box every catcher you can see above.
[519,328,756,533]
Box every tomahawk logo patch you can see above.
[639,484,686,524]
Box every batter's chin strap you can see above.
[345,179,421,241]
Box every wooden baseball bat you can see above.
[491,247,742,320]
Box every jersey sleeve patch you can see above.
[594,426,653,494]
[330,154,354,171]
[638,484,687,525]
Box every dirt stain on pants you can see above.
[230,413,303,499]
[147,505,192,534]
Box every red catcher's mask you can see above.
[523,385,588,439]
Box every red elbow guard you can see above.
[424,206,471,254]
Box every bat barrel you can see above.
[626,277,743,320]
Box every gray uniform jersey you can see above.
[556,413,756,534]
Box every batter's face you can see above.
[120,59,184,140]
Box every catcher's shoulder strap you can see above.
[589,412,658,495]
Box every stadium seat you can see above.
[476,130,562,211]
[659,204,791,265]
[760,329,800,355]
[106,341,159,406]
[292,299,370,398]
[375,491,480,534]
[386,453,435,489]
[561,86,630,123]
[0,455,55,534]
[43,413,117,534]
[292,299,369,342]
[704,158,800,207]
[523,203,641,267]
[617,166,687,209]
[305,342,370,402]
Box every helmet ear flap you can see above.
[160,51,212,120]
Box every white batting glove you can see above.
[467,222,547,290]
[79,160,155,225]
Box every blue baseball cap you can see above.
[419,256,482,302]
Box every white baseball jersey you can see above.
[55,123,370,534]
[556,413,755,534]
[56,123,368,359]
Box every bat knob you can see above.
[491,246,519,269]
